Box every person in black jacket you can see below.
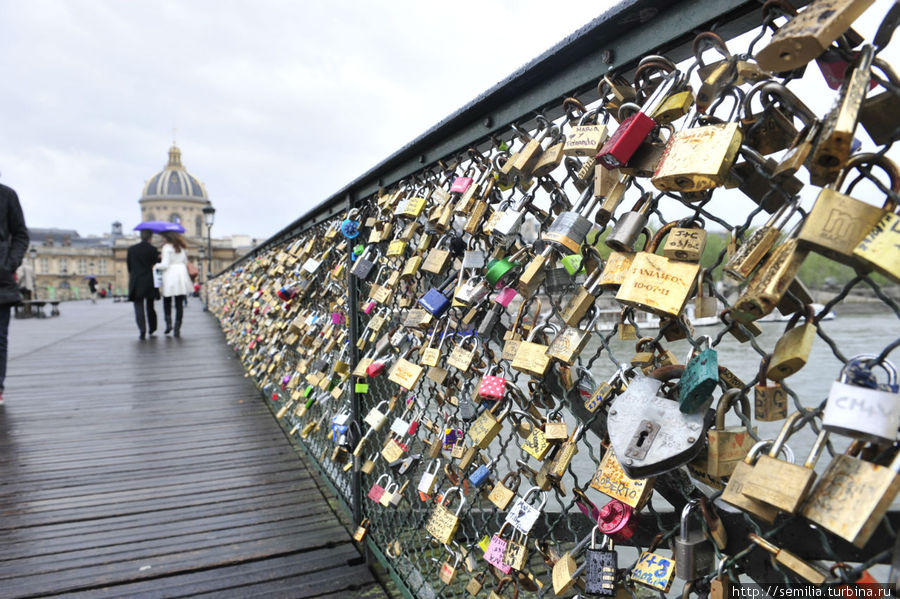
[126,229,160,340]
[0,182,30,405]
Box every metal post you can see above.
[29,248,37,300]
[345,192,364,562]
[204,225,212,312]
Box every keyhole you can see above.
[635,428,650,447]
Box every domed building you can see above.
[24,143,255,302]
[140,144,211,239]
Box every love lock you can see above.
[607,365,711,478]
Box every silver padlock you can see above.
[674,500,716,580]
[491,189,536,247]
[455,275,491,305]
[504,486,547,534]
[535,185,599,256]
[363,400,389,431]
[606,370,709,478]
[605,194,652,252]
[823,355,900,442]
[418,458,441,495]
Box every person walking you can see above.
[88,276,98,304]
[127,229,160,340]
[156,231,193,338]
[15,261,34,300]
[0,182,30,405]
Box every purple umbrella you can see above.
[133,221,186,233]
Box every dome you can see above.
[141,145,208,202]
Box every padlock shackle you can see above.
[715,388,751,429]
[834,153,900,209]
[647,221,678,253]
[767,411,806,458]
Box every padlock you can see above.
[516,411,551,461]
[755,0,874,73]
[468,397,510,449]
[767,304,817,381]
[740,81,803,156]
[491,189,536,248]
[859,56,900,145]
[510,117,552,178]
[630,534,676,592]
[477,286,517,338]
[352,517,370,542]
[367,473,391,504]
[662,217,708,262]
[532,126,566,177]
[597,499,639,544]
[388,345,424,390]
[585,528,618,596]
[483,522,514,574]
[853,205,900,284]
[809,45,874,186]
[797,153,900,267]
[350,246,380,281]
[608,367,710,478]
[616,222,701,318]
[489,471,522,510]
[597,69,681,169]
[379,480,398,507]
[802,441,900,547]
[485,246,529,289]
[505,486,547,534]
[547,423,584,483]
[728,145,804,213]
[466,571,488,596]
[679,336,718,413]
[748,533,827,585]
[605,195,653,252]
[692,388,758,479]
[425,486,465,544]
[561,267,604,326]
[742,411,829,513]
[446,334,480,372]
[752,356,789,423]
[547,308,600,365]
[511,321,557,378]
[724,200,799,281]
[478,365,507,401]
[488,575,519,599]
[439,545,461,585]
[418,458,441,496]
[674,500,716,580]
[734,224,807,322]
[418,270,460,317]
[652,93,743,193]
[823,355,900,442]
[553,532,593,595]
[501,528,529,571]
[468,455,496,488]
[590,447,654,509]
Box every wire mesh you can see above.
[207,4,900,598]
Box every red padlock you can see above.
[478,366,507,400]
[366,360,388,377]
[597,499,639,543]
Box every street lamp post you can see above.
[28,247,37,300]
[202,203,215,312]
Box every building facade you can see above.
[28,144,253,300]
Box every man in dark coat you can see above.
[127,229,160,339]
[0,182,30,405]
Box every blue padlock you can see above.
[418,271,459,317]
[468,458,495,488]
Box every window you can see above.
[145,211,154,221]
[39,258,49,274]
[170,213,182,224]
[195,215,203,237]
[98,259,107,275]
[78,259,87,275]
[59,258,68,274]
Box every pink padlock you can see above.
[332,312,345,324]
[597,499,639,543]
[363,300,377,315]
[449,176,473,194]
[493,286,518,307]
[483,524,513,574]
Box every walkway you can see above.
[0,299,386,599]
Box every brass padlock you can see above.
[797,153,900,266]
[662,217,707,262]
[767,305,817,381]
[721,439,793,524]
[802,441,900,548]
[511,322,557,377]
[742,411,829,513]
[425,486,465,544]
[616,222,700,318]
[691,388,757,478]
[754,355,789,421]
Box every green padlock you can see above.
[679,336,718,413]
[485,247,528,288]
[355,382,369,394]
[303,385,315,398]
[353,244,365,256]
[561,254,586,276]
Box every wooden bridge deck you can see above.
[0,299,386,599]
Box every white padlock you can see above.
[823,355,899,442]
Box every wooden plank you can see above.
[0,301,381,598]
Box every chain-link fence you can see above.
[207,1,900,597]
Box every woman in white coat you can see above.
[156,231,194,337]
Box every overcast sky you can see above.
[0,1,897,242]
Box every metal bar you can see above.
[346,192,364,558]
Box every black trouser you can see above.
[133,298,157,335]
[163,295,185,329]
